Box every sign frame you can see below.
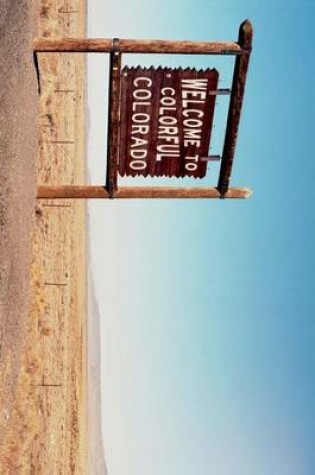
[33,19,253,200]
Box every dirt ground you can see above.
[0,0,38,468]
[0,0,88,472]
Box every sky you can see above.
[87,1,315,474]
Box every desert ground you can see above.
[0,0,92,472]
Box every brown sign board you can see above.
[119,67,219,178]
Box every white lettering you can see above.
[130,149,147,159]
[159,116,178,126]
[157,144,180,154]
[183,118,203,128]
[158,126,178,135]
[183,129,202,140]
[181,78,208,90]
[156,153,179,162]
[131,137,148,148]
[185,162,198,171]
[185,154,199,162]
[133,89,152,100]
[160,96,176,107]
[132,101,150,112]
[161,87,175,96]
[183,109,204,118]
[132,113,150,123]
[131,125,149,134]
[158,136,179,144]
[182,90,207,100]
[159,107,176,115]
[130,160,147,170]
[184,139,200,147]
[133,77,152,87]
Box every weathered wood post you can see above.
[217,19,253,196]
[106,38,121,197]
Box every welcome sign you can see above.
[119,66,219,178]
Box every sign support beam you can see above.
[217,19,253,196]
[37,185,252,200]
[106,39,121,197]
[33,38,244,55]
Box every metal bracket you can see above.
[200,155,221,162]
[220,49,243,55]
[208,89,231,96]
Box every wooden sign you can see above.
[119,67,219,178]
[34,20,253,199]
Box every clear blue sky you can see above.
[88,1,315,474]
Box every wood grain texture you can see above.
[106,47,121,196]
[37,185,253,199]
[33,37,243,55]
[217,19,253,195]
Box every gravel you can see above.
[0,0,38,405]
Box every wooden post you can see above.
[217,20,253,196]
[37,185,252,199]
[33,38,244,55]
[106,39,121,197]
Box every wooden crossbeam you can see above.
[37,185,252,199]
[33,38,243,55]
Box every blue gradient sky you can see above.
[88,1,315,474]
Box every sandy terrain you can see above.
[0,0,38,470]
[0,0,96,472]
